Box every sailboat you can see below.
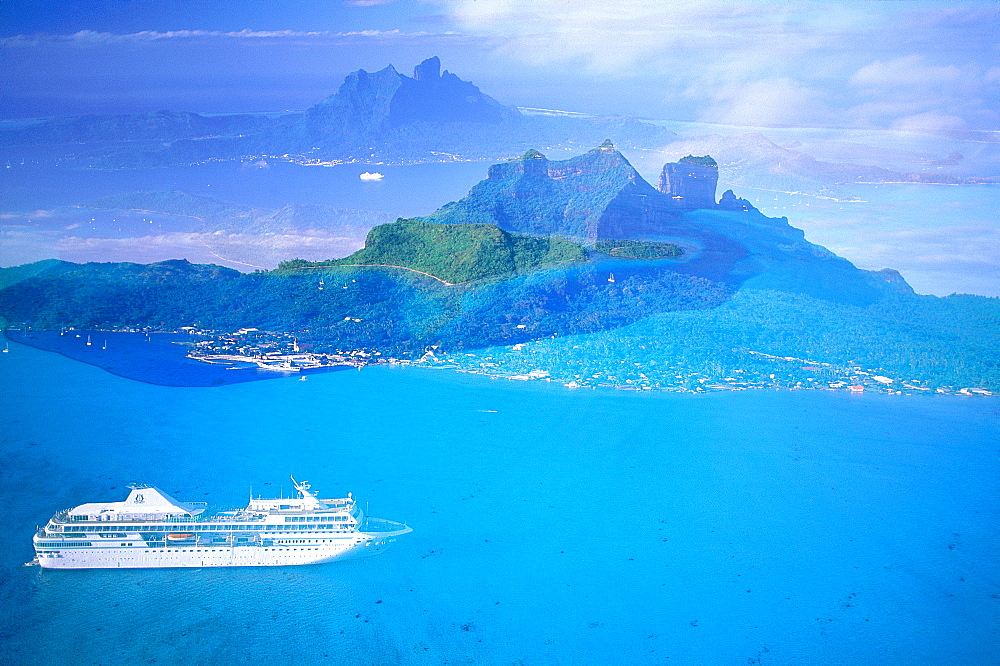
[2,341,9,353]
[86,335,92,346]
[608,273,616,283]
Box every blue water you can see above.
[1,340,998,664]
[6,330,350,387]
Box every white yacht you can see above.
[31,477,411,569]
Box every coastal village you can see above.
[415,342,994,396]
[180,327,375,373]
[170,326,992,396]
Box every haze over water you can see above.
[2,340,997,664]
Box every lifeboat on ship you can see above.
[166,533,196,541]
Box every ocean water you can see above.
[1,340,998,664]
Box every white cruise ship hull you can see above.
[32,479,412,570]
[36,533,403,569]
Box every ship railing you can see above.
[48,509,73,524]
[360,518,410,534]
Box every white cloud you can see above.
[891,111,967,132]
[435,0,839,76]
[850,55,963,88]
[846,54,995,129]
[0,28,450,48]
[698,77,833,127]
[428,0,998,129]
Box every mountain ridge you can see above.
[0,58,674,168]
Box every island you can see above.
[1,143,997,394]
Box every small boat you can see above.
[86,335,92,346]
[166,533,196,541]
[608,273,616,283]
[298,376,308,381]
[2,342,8,353]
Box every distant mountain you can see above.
[0,58,675,168]
[303,56,518,138]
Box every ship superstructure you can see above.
[31,477,411,569]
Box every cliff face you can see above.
[658,155,719,210]
[425,141,663,239]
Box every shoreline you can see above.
[3,326,995,396]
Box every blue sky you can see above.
[2,0,998,130]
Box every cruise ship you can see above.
[30,477,412,569]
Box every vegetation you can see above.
[1,258,997,392]
[680,155,718,167]
[0,257,726,357]
[443,288,1000,392]
[594,239,683,259]
[277,219,589,284]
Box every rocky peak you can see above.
[303,58,517,134]
[716,189,753,212]
[413,56,441,81]
[659,155,719,210]
[488,149,550,179]
[389,57,516,126]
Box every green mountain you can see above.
[278,219,588,285]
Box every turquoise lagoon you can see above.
[1,340,998,664]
